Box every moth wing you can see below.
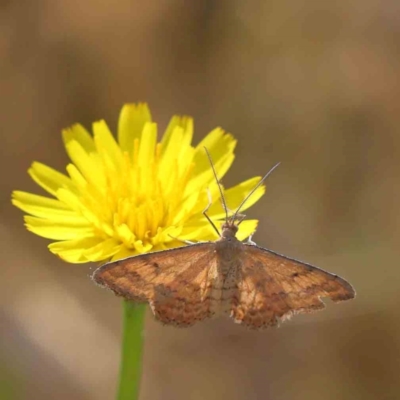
[231,244,355,329]
[92,242,219,327]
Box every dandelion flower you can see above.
[12,103,265,264]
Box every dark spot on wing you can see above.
[255,281,265,289]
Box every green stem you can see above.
[117,301,146,400]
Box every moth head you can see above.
[221,222,238,238]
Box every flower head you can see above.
[12,104,265,263]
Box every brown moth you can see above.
[92,151,355,329]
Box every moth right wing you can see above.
[231,244,355,329]
[92,243,219,326]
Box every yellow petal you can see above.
[93,120,122,170]
[28,162,76,197]
[225,177,265,212]
[12,190,69,212]
[171,190,200,225]
[138,122,157,170]
[180,218,258,242]
[151,240,184,252]
[180,117,194,148]
[118,103,152,155]
[133,239,153,254]
[236,219,258,241]
[56,188,110,235]
[12,191,87,224]
[151,225,183,246]
[52,249,88,263]
[158,126,186,183]
[25,216,94,240]
[56,187,86,213]
[161,115,193,154]
[192,128,236,177]
[179,221,219,241]
[114,223,136,248]
[64,140,105,188]
[62,124,95,153]
[111,246,138,261]
[205,176,266,219]
[49,237,104,263]
[66,164,87,190]
[83,238,123,262]
[185,151,235,196]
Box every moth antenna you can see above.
[204,147,229,223]
[235,162,281,225]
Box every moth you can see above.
[92,152,355,329]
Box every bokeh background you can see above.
[1,1,399,399]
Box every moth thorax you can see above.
[221,222,238,239]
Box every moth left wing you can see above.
[92,243,218,326]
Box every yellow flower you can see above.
[12,103,265,263]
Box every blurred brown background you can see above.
[1,1,399,399]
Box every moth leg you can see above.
[246,233,257,245]
[202,187,220,237]
[167,234,196,245]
